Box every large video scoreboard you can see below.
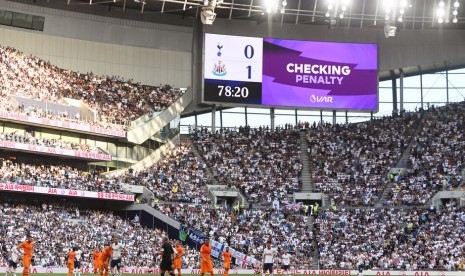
[203,33,378,112]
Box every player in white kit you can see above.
[281,251,292,276]
[6,246,20,276]
[262,241,280,276]
[110,237,124,276]
[74,248,83,276]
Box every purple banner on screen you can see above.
[262,39,378,111]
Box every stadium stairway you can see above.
[181,135,219,185]
[307,215,320,270]
[460,168,465,188]
[375,113,426,207]
[182,135,250,208]
[126,89,192,144]
[299,130,314,192]
[375,183,395,207]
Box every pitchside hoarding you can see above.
[203,33,378,112]
[0,267,454,275]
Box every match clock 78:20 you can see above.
[203,33,263,105]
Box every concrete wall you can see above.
[2,0,465,116]
[0,0,192,87]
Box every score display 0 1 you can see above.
[203,33,378,111]
[203,33,263,104]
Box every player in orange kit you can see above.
[17,235,34,276]
[200,238,214,276]
[173,240,184,276]
[221,247,232,276]
[67,248,77,276]
[101,244,112,276]
[92,247,101,274]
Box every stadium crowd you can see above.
[0,158,123,193]
[315,203,465,271]
[116,142,212,204]
[0,45,183,129]
[158,201,315,269]
[0,131,104,154]
[385,103,465,206]
[0,141,210,201]
[0,202,203,269]
[307,112,420,206]
[191,126,302,205]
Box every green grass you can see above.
[26,274,359,276]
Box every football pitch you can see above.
[30,274,357,276]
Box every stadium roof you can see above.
[7,0,465,28]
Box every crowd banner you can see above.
[0,267,458,275]
[0,111,126,138]
[187,228,207,245]
[0,140,112,161]
[0,183,135,201]
[210,240,225,258]
[183,226,259,266]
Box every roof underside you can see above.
[7,0,465,29]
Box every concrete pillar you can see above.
[392,78,398,114]
[399,70,404,112]
[420,73,424,109]
[219,109,223,129]
[211,106,216,133]
[446,70,449,104]
[270,108,275,131]
[295,109,298,126]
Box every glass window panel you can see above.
[298,110,321,116]
[275,114,296,127]
[402,88,422,102]
[322,111,333,116]
[196,113,212,128]
[422,72,447,88]
[379,80,391,88]
[377,102,394,116]
[222,112,245,128]
[402,75,420,88]
[347,116,371,123]
[0,10,12,25]
[448,68,465,74]
[297,114,320,125]
[423,87,448,103]
[247,114,269,128]
[402,102,421,112]
[31,16,44,31]
[379,88,392,102]
[180,116,195,134]
[275,109,295,115]
[335,116,347,124]
[215,111,221,129]
[11,12,32,29]
[246,108,269,114]
[447,73,465,88]
[448,88,465,103]
[321,116,333,124]
[225,107,245,113]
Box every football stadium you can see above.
[0,0,464,275]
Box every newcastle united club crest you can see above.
[212,60,227,76]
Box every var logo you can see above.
[310,94,333,103]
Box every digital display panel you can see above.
[203,33,378,111]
